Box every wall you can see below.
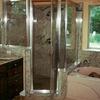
[0,0,3,17]
[33,6,51,77]
[65,0,100,69]
[0,0,3,44]
[78,1,100,68]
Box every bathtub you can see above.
[74,66,100,77]
[66,66,100,100]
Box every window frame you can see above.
[82,1,100,50]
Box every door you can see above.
[32,2,52,90]
[32,0,67,94]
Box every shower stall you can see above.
[32,0,68,94]
[1,0,79,96]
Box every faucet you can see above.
[66,61,81,74]
[82,59,89,66]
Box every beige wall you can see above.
[0,0,3,18]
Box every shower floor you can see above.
[14,95,75,100]
[33,75,50,89]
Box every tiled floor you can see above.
[14,95,75,100]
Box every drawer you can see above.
[8,74,23,82]
[0,58,23,100]
[8,76,23,85]
[7,78,23,97]
[0,66,6,77]
[0,79,7,93]
[7,58,23,70]
[7,82,23,99]
[0,66,6,73]
[0,92,7,100]
[0,73,6,77]
[7,66,23,77]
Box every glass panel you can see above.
[0,0,3,44]
[5,0,28,46]
[0,19,2,44]
[33,4,51,90]
[89,5,100,49]
[66,7,73,46]
[66,4,77,67]
[59,0,66,68]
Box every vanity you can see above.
[0,57,23,100]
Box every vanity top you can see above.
[0,55,22,65]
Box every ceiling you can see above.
[32,0,82,3]
[32,0,100,3]
[32,0,81,6]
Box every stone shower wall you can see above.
[0,0,3,44]
[34,6,51,77]
[78,26,100,68]
[78,49,100,67]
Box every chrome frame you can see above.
[56,0,61,68]
[65,0,67,70]
[2,0,7,46]
[56,0,67,95]
[29,0,34,93]
[26,0,30,47]
[50,0,59,94]
[50,0,68,95]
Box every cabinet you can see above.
[0,66,7,100]
[0,58,23,100]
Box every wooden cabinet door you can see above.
[0,66,7,100]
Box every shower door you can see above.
[33,2,52,90]
[32,0,67,92]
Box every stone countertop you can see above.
[0,56,22,65]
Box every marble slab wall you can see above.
[33,6,51,77]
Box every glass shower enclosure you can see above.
[32,0,67,94]
[2,0,68,95]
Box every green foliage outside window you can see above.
[89,5,100,48]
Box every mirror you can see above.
[3,0,29,46]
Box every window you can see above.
[88,5,100,49]
[82,2,100,50]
